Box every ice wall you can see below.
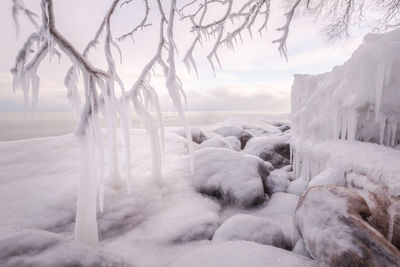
[291,29,400,181]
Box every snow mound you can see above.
[212,214,287,249]
[224,136,241,151]
[265,169,290,194]
[175,126,207,144]
[213,126,252,149]
[171,241,317,267]
[0,229,133,267]
[192,148,269,207]
[198,136,232,150]
[243,134,290,169]
[252,192,300,247]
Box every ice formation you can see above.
[291,29,400,182]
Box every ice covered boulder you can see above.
[292,239,310,258]
[198,136,232,150]
[171,241,317,267]
[308,168,345,188]
[193,148,269,207]
[243,134,290,169]
[388,201,400,249]
[224,136,241,151]
[252,192,300,247]
[175,126,207,144]
[213,126,252,149]
[265,169,289,195]
[0,229,133,267]
[345,171,400,249]
[212,214,287,249]
[286,178,308,196]
[296,185,400,266]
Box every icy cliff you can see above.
[291,29,400,192]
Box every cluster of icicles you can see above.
[11,2,193,248]
[290,29,400,181]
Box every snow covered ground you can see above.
[0,117,307,267]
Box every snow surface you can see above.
[212,214,287,248]
[192,147,269,207]
[171,241,317,267]
[0,118,305,266]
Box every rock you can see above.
[308,168,345,188]
[171,241,317,267]
[296,185,400,267]
[243,135,290,169]
[213,126,252,149]
[286,178,308,196]
[345,171,399,245]
[193,148,269,207]
[253,192,300,247]
[176,126,207,144]
[388,202,400,249]
[224,136,241,151]
[198,136,232,150]
[265,169,289,195]
[0,229,133,267]
[292,239,311,258]
[212,214,287,249]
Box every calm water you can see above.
[0,111,289,141]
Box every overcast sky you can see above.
[0,0,366,113]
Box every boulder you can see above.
[265,169,289,195]
[296,185,400,267]
[0,229,133,267]
[212,214,287,249]
[176,126,207,144]
[198,136,232,150]
[253,192,300,247]
[224,136,241,151]
[213,126,252,149]
[171,241,317,267]
[243,134,290,169]
[193,148,269,207]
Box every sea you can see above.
[0,111,289,141]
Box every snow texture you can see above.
[243,134,291,169]
[0,229,133,267]
[213,126,253,149]
[192,147,269,207]
[212,214,287,249]
[171,241,317,267]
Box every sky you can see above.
[0,0,366,113]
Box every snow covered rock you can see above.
[198,136,232,150]
[286,178,308,196]
[292,239,311,258]
[175,126,207,144]
[192,148,269,207]
[243,134,290,169]
[296,185,400,266]
[252,192,300,247]
[212,214,287,249]
[224,136,241,151]
[213,126,252,149]
[345,171,400,248]
[388,201,400,249]
[308,168,345,188]
[171,241,317,267]
[265,169,289,195]
[0,229,133,267]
